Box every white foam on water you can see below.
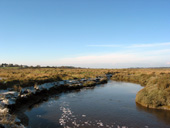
[58,101,131,128]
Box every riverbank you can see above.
[111,69,170,110]
[0,74,111,127]
[0,68,112,90]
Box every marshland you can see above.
[0,67,170,127]
[1,0,170,127]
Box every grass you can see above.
[1,67,170,109]
[0,67,112,89]
[111,68,170,109]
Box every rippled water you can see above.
[21,81,170,128]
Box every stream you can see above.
[16,81,170,128]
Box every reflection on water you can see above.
[17,81,170,128]
[136,103,170,126]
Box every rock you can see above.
[0,108,9,113]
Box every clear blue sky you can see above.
[0,0,170,68]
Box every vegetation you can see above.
[111,68,170,109]
[1,67,170,110]
[0,67,111,89]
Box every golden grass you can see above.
[1,67,170,109]
[0,67,111,89]
[111,68,170,109]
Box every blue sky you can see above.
[0,0,170,68]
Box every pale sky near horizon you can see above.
[0,0,170,68]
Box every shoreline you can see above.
[0,74,112,127]
[111,72,170,111]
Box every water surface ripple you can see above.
[22,81,170,128]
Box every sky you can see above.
[0,0,170,68]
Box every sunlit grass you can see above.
[0,68,111,89]
[111,68,170,108]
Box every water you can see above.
[18,81,170,128]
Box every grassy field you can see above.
[0,67,112,89]
[111,68,170,109]
[0,67,170,109]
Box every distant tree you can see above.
[8,64,14,67]
[2,63,8,67]
[14,64,19,67]
[36,65,41,68]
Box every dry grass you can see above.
[1,67,170,109]
[0,67,112,89]
[111,68,170,108]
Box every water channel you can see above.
[17,81,170,128]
